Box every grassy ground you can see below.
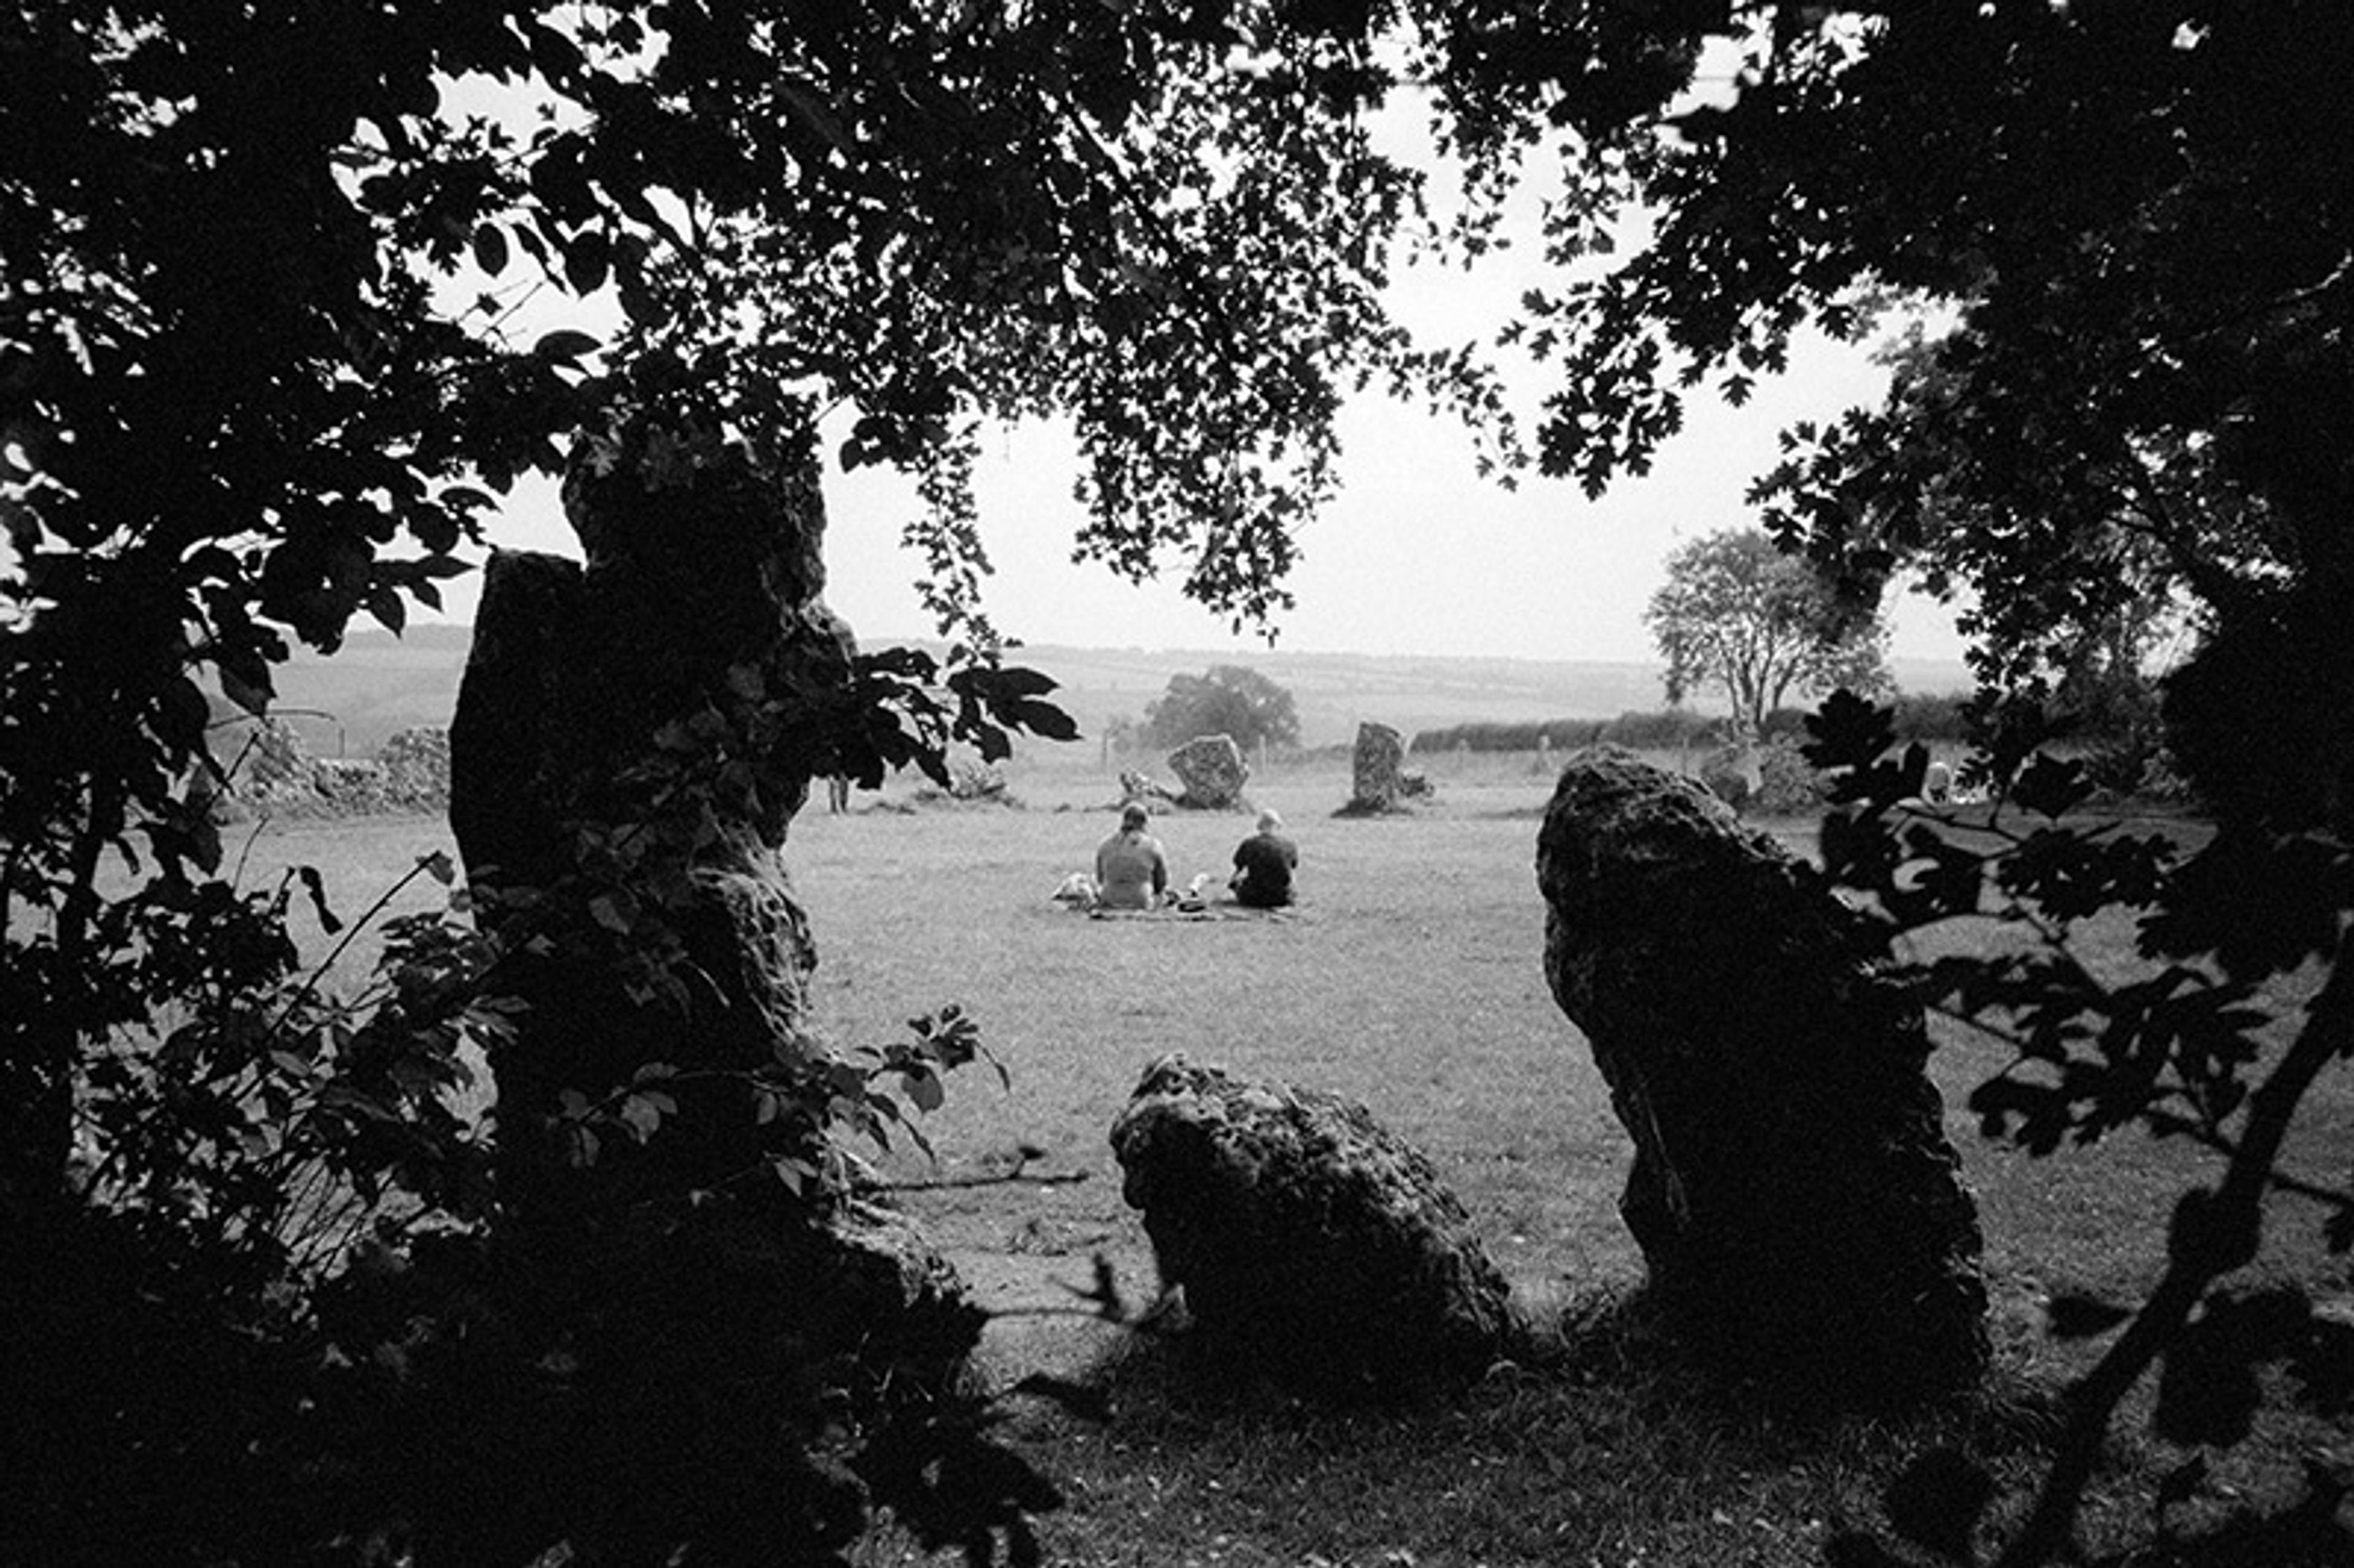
[230,750,2354,1567]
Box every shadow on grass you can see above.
[856,1287,2078,1568]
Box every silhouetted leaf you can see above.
[218,647,274,716]
[2291,1319,2354,1414]
[2047,1291,2134,1341]
[531,329,601,361]
[1883,1447,1993,1562]
[1804,689,1898,777]
[294,865,343,934]
[902,1065,945,1113]
[471,221,508,276]
[2009,753,2092,821]
[2157,1454,2209,1513]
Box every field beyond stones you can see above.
[246,750,2354,1568]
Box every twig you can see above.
[262,854,444,1047]
[871,1166,1091,1193]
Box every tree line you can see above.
[1414,695,1980,759]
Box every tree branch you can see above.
[1994,923,2354,1567]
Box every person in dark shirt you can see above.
[1228,809,1299,909]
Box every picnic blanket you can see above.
[1081,901,1302,923]
[1046,871,1305,922]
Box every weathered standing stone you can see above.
[448,414,973,1396]
[1352,721,1405,808]
[1110,1053,1516,1396]
[1534,746,1989,1401]
[1341,720,1433,814]
[1166,733,1248,809]
[451,560,844,1214]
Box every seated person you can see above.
[1094,802,1170,910]
[1228,809,1299,908]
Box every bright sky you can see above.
[440,66,1975,668]
[460,284,1970,668]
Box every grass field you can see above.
[230,750,2354,1567]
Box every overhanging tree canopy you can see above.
[1411,1,2351,725]
[1,0,1516,1205]
[1,9,1529,1557]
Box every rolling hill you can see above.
[263,626,1971,759]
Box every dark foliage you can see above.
[1805,692,2354,1566]
[4,3,1496,1561]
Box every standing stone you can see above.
[449,432,856,1217]
[1110,1053,1517,1396]
[1534,746,1989,1401]
[1167,734,1248,809]
[448,410,973,1396]
[1343,720,1424,814]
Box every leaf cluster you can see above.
[1417,2,2353,723]
[60,850,500,1292]
[1805,691,2354,1565]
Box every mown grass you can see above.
[230,751,2354,1567]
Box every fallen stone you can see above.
[1119,769,1179,807]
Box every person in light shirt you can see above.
[1094,801,1170,911]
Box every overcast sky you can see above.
[464,308,1970,669]
[442,69,1974,668]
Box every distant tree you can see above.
[1144,665,1300,753]
[1644,529,1890,740]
